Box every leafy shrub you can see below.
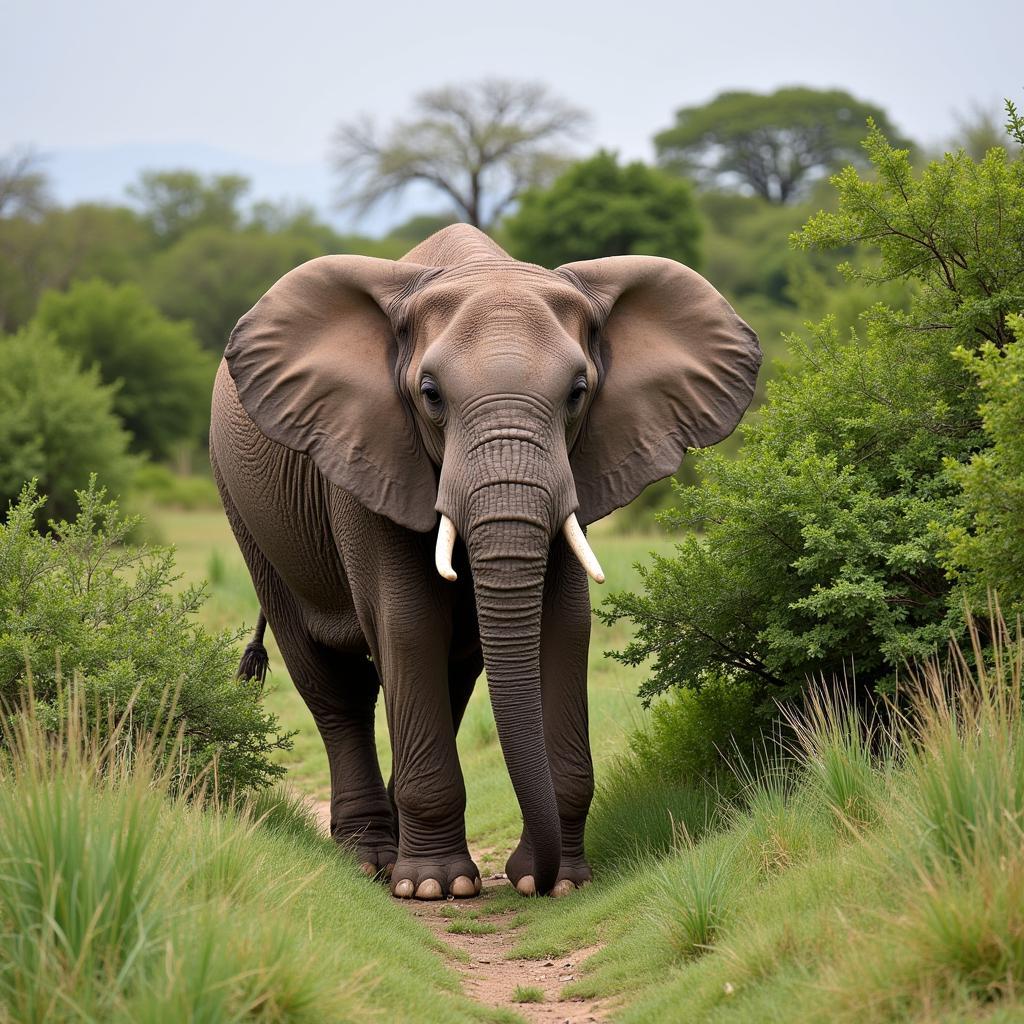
[0,479,291,796]
[944,314,1024,620]
[0,326,133,525]
[629,675,773,783]
[602,120,1024,706]
[32,279,215,457]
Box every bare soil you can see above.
[310,800,611,1023]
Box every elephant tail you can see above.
[237,610,270,685]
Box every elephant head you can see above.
[225,225,761,893]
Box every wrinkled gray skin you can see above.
[211,225,761,900]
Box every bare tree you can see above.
[0,148,51,219]
[333,79,589,230]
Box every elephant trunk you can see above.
[466,512,561,895]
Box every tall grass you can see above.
[517,610,1024,1023]
[0,686,510,1024]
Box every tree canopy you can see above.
[128,170,250,246]
[333,79,588,229]
[655,87,912,203]
[32,280,214,457]
[503,151,702,269]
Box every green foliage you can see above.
[629,676,771,780]
[503,151,701,268]
[605,121,1024,702]
[0,327,133,524]
[943,316,1024,619]
[0,480,291,796]
[32,280,214,457]
[144,225,325,350]
[655,87,913,203]
[128,169,250,246]
[0,203,153,332]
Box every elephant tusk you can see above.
[563,513,605,584]
[435,515,458,582]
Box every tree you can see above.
[0,149,50,220]
[32,281,214,457]
[0,203,153,331]
[0,327,133,525]
[655,87,913,204]
[128,170,250,246]
[604,119,1024,703]
[503,151,702,269]
[144,226,325,350]
[333,79,588,229]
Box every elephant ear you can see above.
[558,255,762,525]
[225,255,439,532]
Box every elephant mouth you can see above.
[434,513,604,584]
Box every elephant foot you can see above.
[506,841,592,898]
[353,843,398,881]
[390,853,481,900]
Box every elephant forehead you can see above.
[411,264,591,342]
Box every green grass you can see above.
[0,692,512,1024]
[511,986,544,1004]
[447,920,499,936]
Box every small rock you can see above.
[558,974,574,982]
[543,960,554,966]
[724,981,735,996]
[477,957,490,964]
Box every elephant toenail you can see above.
[515,875,536,896]
[451,876,476,897]
[415,878,443,900]
[474,876,482,895]
[383,862,395,880]
[551,879,576,898]
[359,861,377,878]
[394,879,414,898]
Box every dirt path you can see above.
[310,800,611,1023]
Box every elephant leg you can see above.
[283,640,396,876]
[384,647,482,844]
[376,627,480,901]
[505,534,594,897]
[212,466,395,875]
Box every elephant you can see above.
[210,224,761,900]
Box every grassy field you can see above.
[150,506,675,862]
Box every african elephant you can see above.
[210,224,760,900]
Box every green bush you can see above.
[503,150,701,268]
[0,326,133,525]
[32,279,215,457]
[944,314,1024,620]
[0,479,291,796]
[602,120,1024,704]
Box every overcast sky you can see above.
[3,0,1020,229]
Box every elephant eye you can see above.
[567,376,588,411]
[420,377,443,411]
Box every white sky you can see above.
[2,0,1020,226]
